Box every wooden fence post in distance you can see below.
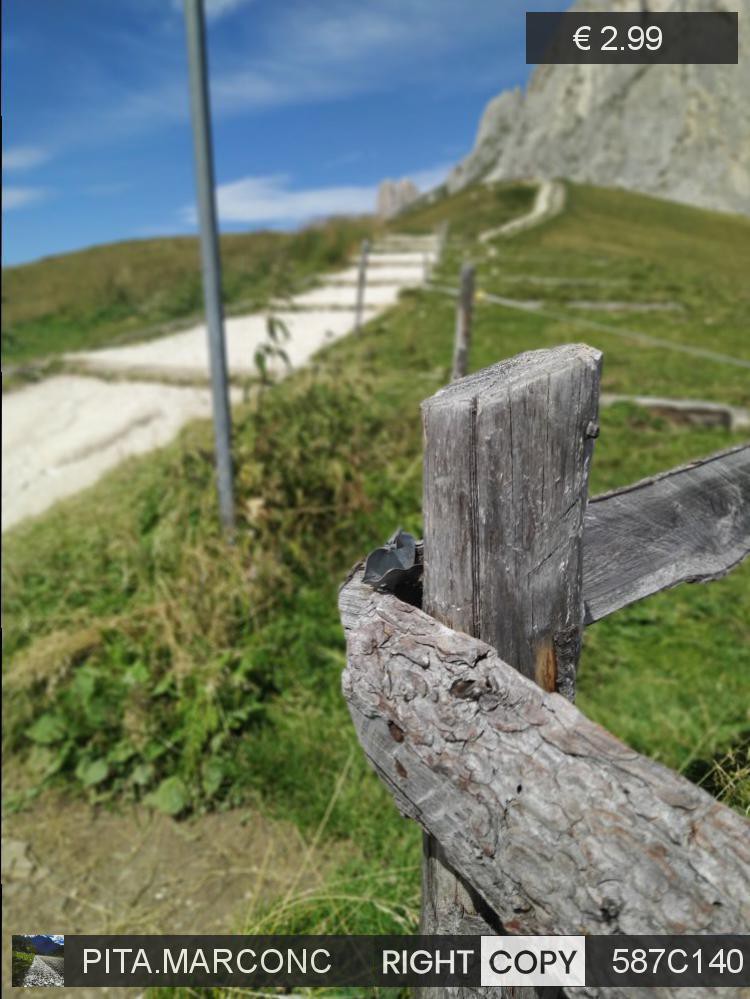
[355,238,369,332]
[437,219,449,262]
[419,344,602,992]
[451,263,475,381]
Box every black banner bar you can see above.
[64,936,482,988]
[61,934,750,988]
[526,12,739,65]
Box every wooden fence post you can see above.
[354,238,369,331]
[419,344,602,993]
[437,220,449,261]
[451,263,475,381]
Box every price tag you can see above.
[526,12,738,65]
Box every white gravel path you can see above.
[2,376,242,530]
[479,178,566,243]
[323,265,425,285]
[65,308,378,381]
[23,955,64,987]
[3,241,437,531]
[291,284,406,309]
[68,250,433,381]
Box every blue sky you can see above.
[2,0,567,266]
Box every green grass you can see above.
[395,179,536,238]
[3,182,749,949]
[12,949,34,986]
[2,217,377,365]
[469,184,750,406]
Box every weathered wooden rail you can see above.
[339,344,750,998]
[583,445,749,623]
[363,443,750,629]
[340,575,750,934]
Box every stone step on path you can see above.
[375,237,437,254]
[367,251,434,266]
[3,234,439,531]
[322,264,427,285]
[290,283,412,310]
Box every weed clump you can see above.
[4,368,396,812]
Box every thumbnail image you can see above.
[11,936,64,987]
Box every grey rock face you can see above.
[448,0,750,215]
[376,178,420,218]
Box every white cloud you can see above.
[210,67,344,113]
[410,162,453,192]
[48,2,518,145]
[171,0,254,21]
[183,174,377,225]
[180,163,454,226]
[205,0,254,18]
[2,186,50,211]
[2,145,50,171]
[178,2,518,117]
[207,7,424,113]
[287,6,407,62]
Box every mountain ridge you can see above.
[17,935,65,955]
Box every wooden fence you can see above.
[354,238,370,332]
[338,344,749,997]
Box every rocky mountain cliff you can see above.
[448,0,749,215]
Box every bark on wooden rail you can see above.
[339,570,750,942]
[583,444,750,624]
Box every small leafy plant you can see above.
[253,314,292,386]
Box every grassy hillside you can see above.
[476,184,750,403]
[2,217,376,365]
[3,182,749,941]
[396,179,536,237]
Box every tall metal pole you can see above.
[184,0,235,534]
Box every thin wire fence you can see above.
[427,277,750,370]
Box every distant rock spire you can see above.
[376,178,420,219]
